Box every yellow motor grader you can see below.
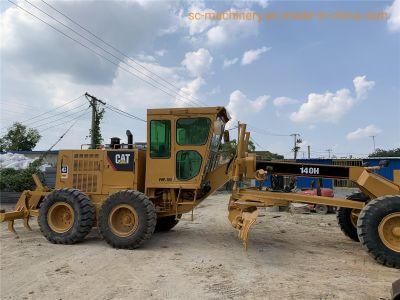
[1,107,399,268]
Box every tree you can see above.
[369,148,400,157]
[0,159,43,192]
[255,150,284,160]
[89,106,105,147]
[220,139,256,160]
[0,122,41,151]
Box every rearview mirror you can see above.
[213,119,224,135]
[223,130,230,143]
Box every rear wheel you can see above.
[38,188,95,244]
[99,190,156,249]
[155,215,180,232]
[336,192,369,242]
[357,195,400,268]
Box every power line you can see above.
[0,94,84,131]
[40,109,90,132]
[31,107,89,130]
[42,115,84,152]
[7,1,195,108]
[24,103,88,127]
[80,92,146,123]
[250,136,264,150]
[247,125,291,137]
[21,0,203,107]
[105,105,147,123]
[40,0,207,107]
[0,100,39,111]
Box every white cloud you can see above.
[154,49,167,57]
[0,1,176,85]
[353,75,375,99]
[174,77,205,107]
[346,124,381,141]
[290,76,375,123]
[181,3,260,48]
[184,2,216,35]
[206,25,229,47]
[387,0,400,32]
[273,97,298,107]
[1,54,195,149]
[241,46,271,65]
[181,48,213,77]
[136,54,156,62]
[233,0,269,8]
[223,57,239,68]
[255,0,269,8]
[226,90,268,127]
[205,10,259,48]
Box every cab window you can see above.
[176,151,202,180]
[150,120,171,158]
[176,118,211,145]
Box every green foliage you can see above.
[220,139,256,160]
[89,106,105,147]
[255,150,284,160]
[369,148,400,157]
[0,122,41,151]
[0,159,43,192]
[248,140,255,152]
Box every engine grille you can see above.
[72,153,101,193]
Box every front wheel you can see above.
[336,192,369,242]
[357,195,400,268]
[99,190,156,249]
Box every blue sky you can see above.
[0,0,399,158]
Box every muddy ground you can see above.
[0,191,398,300]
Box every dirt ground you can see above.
[0,191,399,300]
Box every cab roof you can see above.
[147,106,230,122]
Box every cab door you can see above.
[145,118,175,188]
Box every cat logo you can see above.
[115,153,131,165]
[106,151,134,171]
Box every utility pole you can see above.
[85,92,106,149]
[290,133,301,160]
[326,148,332,159]
[307,145,311,159]
[369,135,376,152]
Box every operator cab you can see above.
[145,107,229,191]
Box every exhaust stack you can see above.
[126,130,133,149]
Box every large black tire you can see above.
[155,215,180,232]
[357,195,400,268]
[38,188,95,244]
[337,192,369,242]
[99,190,156,249]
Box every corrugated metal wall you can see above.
[362,158,400,181]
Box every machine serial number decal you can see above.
[300,167,320,175]
[159,177,173,182]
